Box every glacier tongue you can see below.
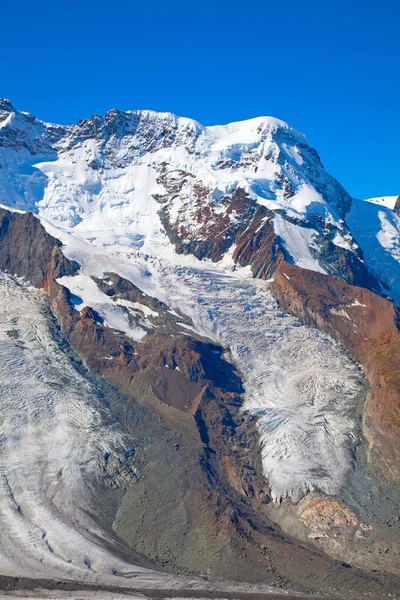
[0,274,146,582]
[145,261,363,502]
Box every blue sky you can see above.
[1,0,399,198]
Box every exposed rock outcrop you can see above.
[233,207,285,279]
[394,195,400,217]
[310,232,381,291]
[298,494,359,540]
[158,187,259,261]
[0,208,79,287]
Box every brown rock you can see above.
[298,494,358,540]
[0,208,78,287]
[233,207,285,279]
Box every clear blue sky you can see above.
[1,0,399,198]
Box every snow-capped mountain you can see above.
[0,104,354,250]
[0,98,351,222]
[1,98,398,298]
[0,99,399,599]
[2,98,398,302]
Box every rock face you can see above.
[298,494,359,540]
[0,208,79,286]
[395,195,400,217]
[158,187,258,262]
[233,206,285,278]
[274,262,400,483]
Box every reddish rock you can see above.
[233,207,285,279]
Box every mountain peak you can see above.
[0,98,15,112]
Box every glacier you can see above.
[0,273,142,582]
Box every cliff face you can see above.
[0,208,79,287]
[395,195,400,217]
[274,262,400,482]
[232,206,286,278]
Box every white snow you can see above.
[332,230,356,251]
[348,198,400,305]
[349,299,367,307]
[290,183,324,213]
[365,195,398,209]
[282,143,304,166]
[58,274,147,340]
[116,299,158,318]
[273,214,327,274]
[330,307,351,320]
[0,112,13,129]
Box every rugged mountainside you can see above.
[0,99,399,599]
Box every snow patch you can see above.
[330,307,351,320]
[58,274,147,340]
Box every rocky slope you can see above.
[0,100,399,598]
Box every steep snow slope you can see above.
[365,195,399,209]
[273,214,327,274]
[348,198,400,305]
